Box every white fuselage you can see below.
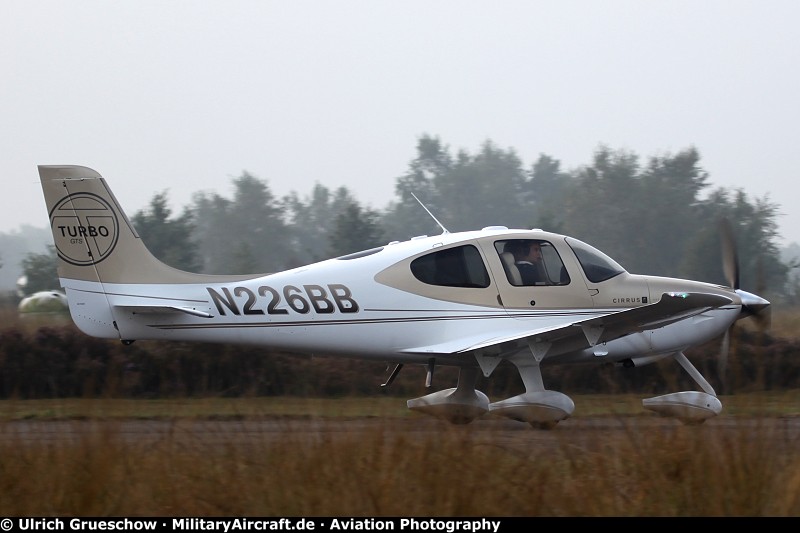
[61,228,742,368]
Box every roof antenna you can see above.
[410,192,449,235]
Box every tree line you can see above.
[20,135,796,304]
[0,322,796,400]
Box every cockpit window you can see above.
[566,237,625,283]
[494,239,570,286]
[411,245,490,288]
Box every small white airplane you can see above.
[38,165,771,428]
[18,289,69,314]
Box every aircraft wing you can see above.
[402,292,733,359]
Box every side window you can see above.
[411,245,490,288]
[494,239,570,286]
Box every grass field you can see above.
[1,394,799,516]
[1,391,800,420]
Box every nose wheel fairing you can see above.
[642,391,722,423]
[641,351,722,424]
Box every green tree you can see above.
[681,187,787,300]
[328,202,385,257]
[634,147,709,276]
[0,225,52,292]
[435,140,529,231]
[283,184,337,266]
[562,146,644,268]
[189,192,231,273]
[780,243,800,305]
[383,134,453,239]
[20,245,59,294]
[131,191,200,271]
[284,183,368,265]
[526,154,570,232]
[190,172,289,274]
[384,136,530,237]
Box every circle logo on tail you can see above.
[49,193,120,266]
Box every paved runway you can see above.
[3,415,799,453]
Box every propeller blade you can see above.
[720,217,739,290]
[718,217,772,395]
[752,254,772,331]
[719,327,730,390]
[719,216,742,393]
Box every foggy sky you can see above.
[3,0,799,245]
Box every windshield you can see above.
[566,237,626,283]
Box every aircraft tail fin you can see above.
[39,165,256,283]
[37,165,248,339]
[39,165,219,285]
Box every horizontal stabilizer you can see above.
[114,305,214,318]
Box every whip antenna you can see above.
[410,192,449,235]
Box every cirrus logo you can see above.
[50,192,120,266]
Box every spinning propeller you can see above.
[718,217,772,392]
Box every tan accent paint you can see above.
[375,233,602,312]
[39,165,257,285]
[374,243,504,308]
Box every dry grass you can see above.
[0,396,799,516]
[0,391,799,420]
[0,396,413,421]
[770,306,800,339]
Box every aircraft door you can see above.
[478,237,596,314]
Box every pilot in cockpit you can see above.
[509,240,546,285]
